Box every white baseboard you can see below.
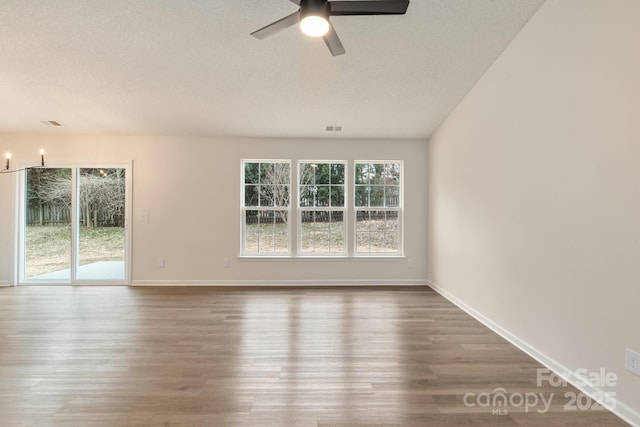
[426,280,639,427]
[0,281,12,287]
[131,279,428,287]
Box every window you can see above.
[241,159,402,257]
[354,162,402,254]
[242,161,291,255]
[298,162,346,255]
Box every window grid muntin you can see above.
[355,209,401,254]
[242,160,291,255]
[299,210,345,255]
[354,162,402,255]
[298,161,347,256]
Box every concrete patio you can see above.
[27,261,125,281]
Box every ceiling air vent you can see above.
[41,120,63,127]
[325,125,343,132]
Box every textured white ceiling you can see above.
[0,0,545,139]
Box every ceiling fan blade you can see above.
[323,23,346,56]
[251,11,300,40]
[329,0,409,16]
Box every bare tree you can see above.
[260,162,290,207]
[29,169,72,224]
[79,169,125,227]
[27,168,125,227]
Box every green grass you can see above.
[25,220,397,277]
[245,220,398,254]
[25,225,125,277]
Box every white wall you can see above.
[428,0,640,423]
[0,135,427,285]
[0,162,16,286]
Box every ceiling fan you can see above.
[251,0,410,56]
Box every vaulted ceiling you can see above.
[0,0,545,139]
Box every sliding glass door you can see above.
[21,165,130,284]
[76,168,126,281]
[24,168,72,280]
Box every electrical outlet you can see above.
[223,258,230,268]
[407,258,414,268]
[626,348,640,376]
[140,213,149,222]
[158,258,165,268]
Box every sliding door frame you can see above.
[17,161,132,285]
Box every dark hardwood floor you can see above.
[0,286,628,426]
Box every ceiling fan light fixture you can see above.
[300,15,329,37]
[300,0,331,37]
[251,0,410,56]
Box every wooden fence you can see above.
[26,204,70,225]
[245,210,287,225]
[26,204,124,227]
[245,210,397,225]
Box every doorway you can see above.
[20,165,130,284]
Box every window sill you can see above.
[238,255,406,261]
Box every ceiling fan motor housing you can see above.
[300,0,331,20]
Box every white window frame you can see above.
[297,160,347,257]
[240,159,404,258]
[241,159,292,256]
[353,161,403,256]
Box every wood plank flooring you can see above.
[0,286,628,426]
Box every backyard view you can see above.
[243,214,398,254]
[242,161,401,255]
[25,226,125,277]
[25,167,126,280]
